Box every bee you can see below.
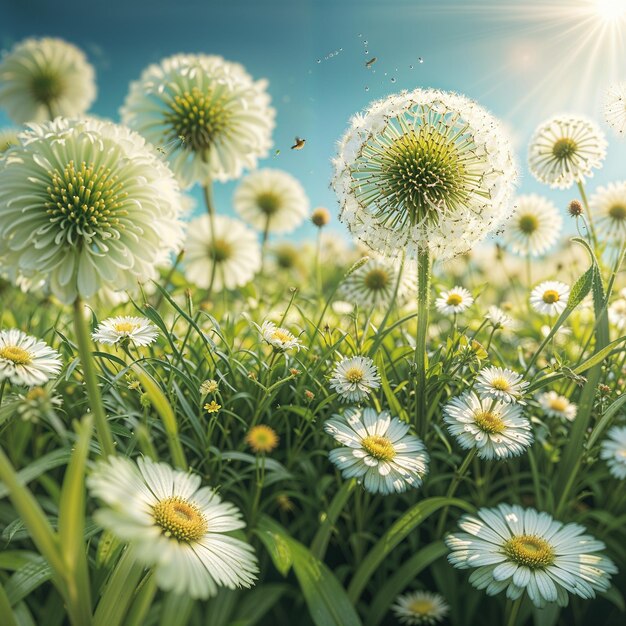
[365,57,377,68]
[291,137,306,150]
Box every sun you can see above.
[595,0,626,21]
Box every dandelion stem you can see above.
[72,299,115,457]
[315,228,323,295]
[415,245,431,436]
[203,182,218,301]
[577,181,599,251]
[261,215,270,276]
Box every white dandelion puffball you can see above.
[528,115,607,189]
[0,38,96,124]
[329,355,381,403]
[92,317,159,347]
[392,590,449,625]
[446,504,617,608]
[0,118,184,303]
[604,82,626,136]
[600,426,626,479]
[184,215,261,292]
[537,391,577,422]
[0,329,62,386]
[121,54,275,188]
[435,286,474,315]
[443,391,533,460]
[87,456,258,599]
[234,169,309,234]
[339,256,417,310]
[324,407,429,495]
[530,281,570,316]
[589,181,626,242]
[504,194,563,257]
[258,321,302,352]
[474,366,528,404]
[332,88,517,260]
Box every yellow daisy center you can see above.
[246,425,279,453]
[210,238,233,263]
[503,534,555,569]
[407,599,436,616]
[113,322,137,333]
[609,205,626,221]
[474,410,505,434]
[152,496,207,543]
[549,397,568,412]
[446,293,463,306]
[271,329,293,344]
[0,345,32,365]
[518,213,539,234]
[345,367,364,383]
[552,137,577,160]
[542,289,560,304]
[364,268,389,291]
[361,434,396,461]
[490,376,511,391]
[256,192,282,216]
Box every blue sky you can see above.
[3,0,626,242]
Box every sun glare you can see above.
[595,0,626,21]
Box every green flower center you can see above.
[209,238,233,263]
[474,410,505,434]
[518,213,539,234]
[503,534,555,569]
[609,205,626,221]
[552,137,578,161]
[152,496,207,542]
[446,293,463,306]
[30,69,65,105]
[364,268,389,291]
[344,367,364,383]
[164,87,231,155]
[542,289,560,304]
[274,245,297,268]
[256,192,282,216]
[0,345,32,365]
[45,160,128,240]
[361,434,396,461]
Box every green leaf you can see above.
[587,391,626,450]
[0,449,71,499]
[231,584,287,626]
[601,584,626,612]
[348,497,474,602]
[255,516,293,576]
[0,583,17,626]
[4,556,52,606]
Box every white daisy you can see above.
[530,281,570,316]
[339,256,416,310]
[324,407,429,494]
[589,181,626,242]
[528,115,607,189]
[258,321,302,352]
[604,82,626,136]
[0,118,184,303]
[87,456,258,599]
[184,215,261,292]
[608,289,626,331]
[486,306,516,331]
[332,88,517,260]
[503,194,562,257]
[435,286,474,315]
[329,355,381,403]
[600,425,626,479]
[392,590,449,625]
[474,366,528,404]
[446,504,617,608]
[0,329,62,386]
[121,54,274,188]
[443,392,533,460]
[234,169,309,234]
[537,391,577,422]
[0,37,95,124]
[92,317,159,347]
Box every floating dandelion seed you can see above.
[419,57,424,63]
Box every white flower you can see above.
[392,590,449,625]
[339,256,417,310]
[435,286,474,315]
[530,281,570,316]
[528,115,607,189]
[503,194,562,257]
[259,321,302,352]
[184,215,261,292]
[443,391,533,460]
[324,407,428,494]
[537,391,577,421]
[332,88,517,260]
[0,118,184,303]
[608,289,626,330]
[589,181,626,242]
[604,82,626,136]
[234,169,309,234]
[600,425,626,479]
[121,54,274,188]
[87,456,258,599]
[0,329,62,386]
[329,355,381,403]
[0,38,95,124]
[92,317,159,347]
[446,504,617,608]
[486,306,516,331]
[474,366,528,404]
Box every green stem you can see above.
[414,246,431,437]
[73,300,115,457]
[506,597,523,626]
[0,379,7,407]
[436,449,476,537]
[315,228,323,295]
[577,181,599,252]
[261,215,270,276]
[203,182,218,301]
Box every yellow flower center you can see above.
[549,397,568,412]
[151,496,207,543]
[474,410,506,434]
[345,367,364,383]
[0,345,32,365]
[503,534,555,569]
[609,205,626,221]
[256,192,282,216]
[361,434,396,461]
[552,137,578,160]
[364,268,389,291]
[446,293,463,306]
[407,599,435,616]
[209,238,233,263]
[113,322,137,334]
[542,289,560,304]
[271,329,293,344]
[246,425,279,454]
[518,213,539,234]
[490,376,511,391]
